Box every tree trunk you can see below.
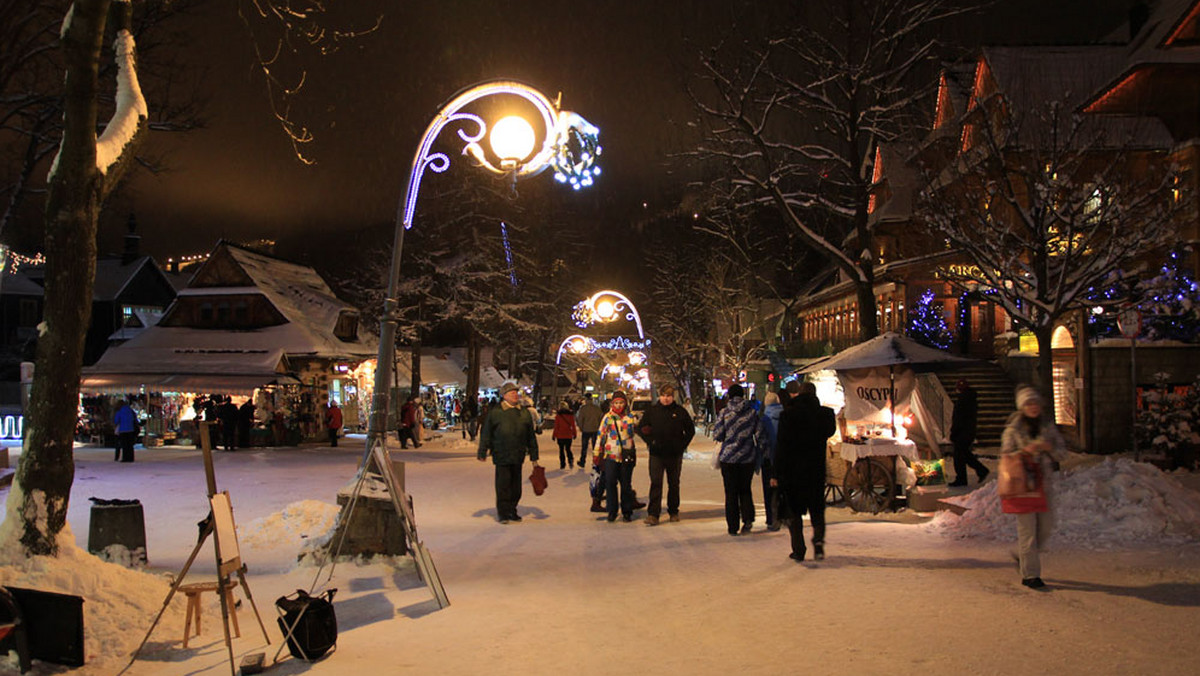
[531,330,549,405]
[465,328,481,399]
[1034,322,1057,423]
[853,278,880,341]
[409,336,422,396]
[7,0,110,556]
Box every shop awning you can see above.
[81,372,300,396]
[82,347,298,395]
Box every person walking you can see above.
[218,396,239,451]
[712,384,766,536]
[949,379,990,486]
[461,395,479,441]
[237,398,256,448]
[760,389,785,531]
[477,382,541,524]
[636,384,694,525]
[576,394,603,469]
[113,400,138,463]
[773,381,837,561]
[1001,386,1066,589]
[325,400,343,447]
[552,402,578,469]
[594,390,639,522]
[398,396,422,449]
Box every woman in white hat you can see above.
[1000,386,1067,589]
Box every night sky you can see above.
[97,0,1135,261]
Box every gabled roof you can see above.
[167,241,376,359]
[20,255,174,302]
[973,46,1174,149]
[1083,0,1200,124]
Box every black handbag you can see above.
[276,588,337,661]
[772,486,795,524]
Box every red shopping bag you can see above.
[998,454,1047,514]
[529,465,548,496]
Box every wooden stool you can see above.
[178,579,240,648]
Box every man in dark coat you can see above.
[237,398,256,448]
[477,382,541,524]
[218,396,239,451]
[949,379,989,486]
[772,381,837,562]
[636,384,695,525]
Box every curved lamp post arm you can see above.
[365,81,600,469]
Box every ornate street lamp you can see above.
[365,81,600,471]
[572,289,645,339]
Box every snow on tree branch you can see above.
[95,19,147,175]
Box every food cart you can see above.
[799,332,972,514]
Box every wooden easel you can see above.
[121,423,270,676]
[315,436,448,609]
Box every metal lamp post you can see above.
[362,80,601,473]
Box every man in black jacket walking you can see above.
[772,381,836,561]
[478,382,541,524]
[949,379,989,486]
[637,385,695,525]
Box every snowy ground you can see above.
[2,432,1200,675]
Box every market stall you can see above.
[799,332,972,513]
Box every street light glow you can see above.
[490,115,536,162]
[595,299,616,320]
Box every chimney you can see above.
[122,213,141,265]
[1129,1,1150,42]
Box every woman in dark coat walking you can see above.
[772,381,837,561]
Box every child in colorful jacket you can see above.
[594,391,639,522]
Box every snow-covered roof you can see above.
[106,307,163,342]
[82,345,297,395]
[156,242,375,360]
[979,46,1175,148]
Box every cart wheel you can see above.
[843,458,893,514]
[824,483,844,506]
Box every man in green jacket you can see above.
[478,382,541,523]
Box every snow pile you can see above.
[926,457,1200,547]
[239,499,339,549]
[0,526,185,671]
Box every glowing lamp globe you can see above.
[490,116,536,162]
[595,299,616,321]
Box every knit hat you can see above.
[1015,385,1042,409]
[728,383,744,398]
[499,382,519,397]
[610,391,628,405]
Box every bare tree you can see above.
[3,0,147,556]
[0,0,206,243]
[691,0,973,341]
[918,98,1179,410]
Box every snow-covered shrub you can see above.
[1136,372,1198,469]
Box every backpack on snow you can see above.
[275,588,337,661]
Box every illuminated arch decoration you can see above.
[572,290,644,339]
[401,81,602,230]
[555,334,595,365]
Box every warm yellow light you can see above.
[490,116,536,162]
[570,338,587,353]
[595,299,616,321]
